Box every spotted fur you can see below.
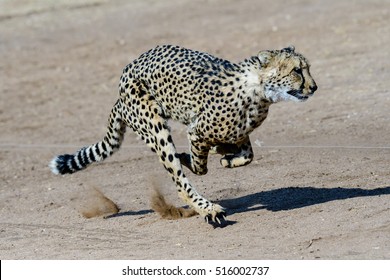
[49,45,317,224]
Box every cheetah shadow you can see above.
[218,185,390,215]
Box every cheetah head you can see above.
[258,46,317,103]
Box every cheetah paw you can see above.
[221,154,242,168]
[204,204,227,225]
[220,155,251,168]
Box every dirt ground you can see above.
[1,0,389,260]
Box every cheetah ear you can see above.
[282,45,295,53]
[258,50,273,66]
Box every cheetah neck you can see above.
[226,63,271,136]
[239,59,269,104]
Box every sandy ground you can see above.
[0,0,389,259]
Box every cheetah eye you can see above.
[293,67,302,74]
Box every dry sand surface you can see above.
[0,0,389,259]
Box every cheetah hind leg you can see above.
[148,129,226,223]
[147,129,226,223]
[125,84,226,224]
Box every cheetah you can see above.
[49,45,317,224]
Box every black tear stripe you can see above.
[299,70,305,90]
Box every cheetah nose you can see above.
[310,84,318,92]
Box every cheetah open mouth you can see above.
[287,89,309,100]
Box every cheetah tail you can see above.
[49,99,126,175]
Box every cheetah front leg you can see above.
[219,137,254,168]
[176,132,211,176]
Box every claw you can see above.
[203,206,227,226]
